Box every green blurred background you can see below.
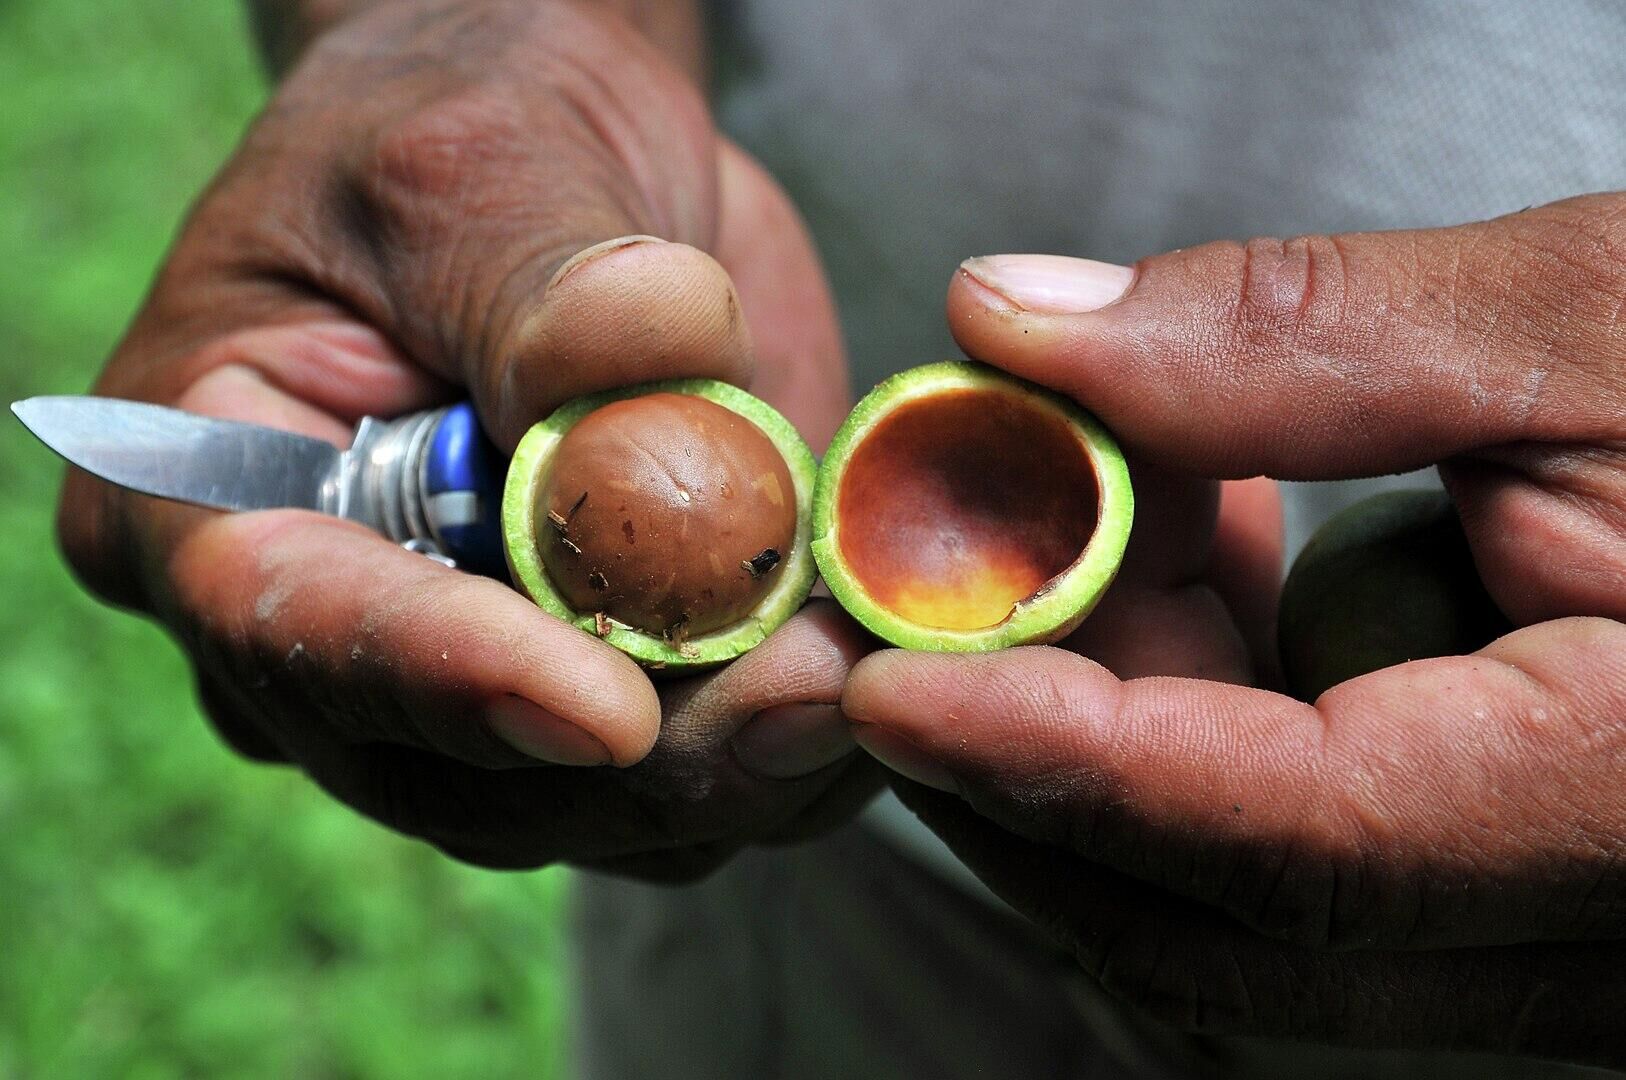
[0,5,574,1076]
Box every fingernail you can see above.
[547,234,667,291]
[731,703,855,780]
[850,725,959,793]
[961,254,1134,315]
[486,695,610,766]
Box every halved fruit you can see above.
[812,361,1132,651]
[504,379,819,672]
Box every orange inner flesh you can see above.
[835,388,1100,631]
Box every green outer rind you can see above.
[812,361,1133,652]
[504,379,819,673]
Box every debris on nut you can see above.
[741,548,782,579]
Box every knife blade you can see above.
[11,395,509,577]
[11,396,340,513]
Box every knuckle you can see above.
[1213,796,1391,950]
[1212,833,1367,951]
[1230,233,1354,349]
[357,90,529,230]
[1552,221,1626,343]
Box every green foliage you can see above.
[0,4,573,1076]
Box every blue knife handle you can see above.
[420,402,508,578]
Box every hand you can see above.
[845,193,1626,1064]
[57,0,873,878]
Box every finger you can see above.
[169,320,454,425]
[712,138,851,451]
[1110,455,1219,590]
[754,755,888,845]
[60,322,447,610]
[949,193,1626,479]
[896,780,1626,1066]
[1441,447,1626,625]
[195,669,291,765]
[104,358,661,766]
[661,599,873,784]
[1060,583,1252,684]
[1208,476,1286,684]
[291,601,876,870]
[1052,453,1254,684]
[479,236,754,451]
[166,507,660,768]
[844,618,1626,950]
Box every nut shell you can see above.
[505,379,828,671]
[536,393,798,638]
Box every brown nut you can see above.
[535,392,798,639]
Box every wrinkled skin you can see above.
[57,0,873,881]
[845,195,1626,1065]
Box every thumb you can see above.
[949,193,1626,480]
[307,2,753,450]
[477,232,753,451]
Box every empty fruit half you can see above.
[812,361,1132,652]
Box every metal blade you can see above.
[11,396,339,513]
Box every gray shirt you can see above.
[719,0,1623,386]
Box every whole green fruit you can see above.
[1278,489,1511,701]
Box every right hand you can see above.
[57,0,875,879]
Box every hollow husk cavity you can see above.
[504,379,818,672]
[812,361,1132,652]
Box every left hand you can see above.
[56,0,874,878]
[844,194,1626,1066]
